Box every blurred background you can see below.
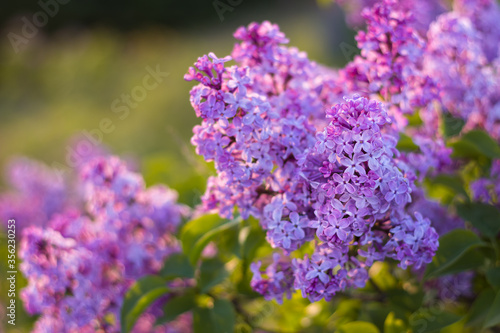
[0,2,355,330]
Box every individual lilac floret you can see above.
[250,253,294,304]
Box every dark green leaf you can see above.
[160,253,195,280]
[198,258,229,293]
[429,174,468,199]
[428,248,484,277]
[121,275,169,333]
[338,321,380,333]
[457,202,500,239]
[410,308,461,333]
[467,289,496,327]
[156,289,197,325]
[239,224,266,261]
[486,267,500,289]
[451,130,500,159]
[484,290,500,328]
[181,214,240,265]
[386,289,423,313]
[193,299,236,333]
[425,229,485,279]
[442,112,465,138]
[397,133,419,152]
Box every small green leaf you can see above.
[198,258,229,293]
[156,289,197,325]
[484,290,500,328]
[121,275,169,333]
[429,174,468,199]
[160,253,195,280]
[426,249,484,277]
[425,229,485,279]
[384,312,406,333]
[457,202,500,239]
[181,214,241,265]
[193,299,236,333]
[239,223,266,261]
[397,133,419,152]
[467,289,496,327]
[451,130,500,159]
[442,112,465,138]
[486,267,500,289]
[410,308,461,333]
[339,321,380,333]
[386,289,424,313]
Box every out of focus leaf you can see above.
[429,174,468,199]
[397,133,419,152]
[198,258,229,293]
[457,202,500,239]
[384,312,406,333]
[486,267,500,289]
[484,290,500,328]
[442,112,465,138]
[425,229,485,279]
[410,308,461,333]
[338,321,380,333]
[451,130,500,159]
[386,289,424,313]
[156,289,197,325]
[239,221,266,261]
[160,252,194,280]
[121,275,169,333]
[467,289,495,327]
[193,299,236,333]
[181,214,240,265]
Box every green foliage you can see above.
[156,289,197,325]
[409,308,462,333]
[484,290,500,328]
[193,299,236,333]
[425,229,486,279]
[338,321,380,333]
[160,252,195,280]
[451,130,500,160]
[180,214,241,265]
[457,202,500,239]
[198,258,229,293]
[120,275,170,333]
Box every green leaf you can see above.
[198,258,229,293]
[428,174,468,199]
[425,229,485,279]
[410,308,461,333]
[484,290,500,328]
[397,133,419,152]
[486,267,500,289]
[160,253,195,280]
[442,112,465,138]
[467,289,496,327]
[457,202,500,239]
[193,299,236,333]
[121,275,169,333]
[339,321,380,333]
[451,130,500,159]
[156,289,197,325]
[386,289,423,313]
[384,312,406,333]
[181,214,241,265]
[425,249,484,277]
[239,223,266,261]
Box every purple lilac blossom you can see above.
[18,155,191,332]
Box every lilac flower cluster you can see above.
[471,159,500,206]
[12,155,190,332]
[187,32,439,302]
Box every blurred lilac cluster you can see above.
[186,0,500,303]
[1,154,190,332]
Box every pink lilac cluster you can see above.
[423,0,500,140]
[335,0,452,179]
[334,0,446,33]
[17,156,191,333]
